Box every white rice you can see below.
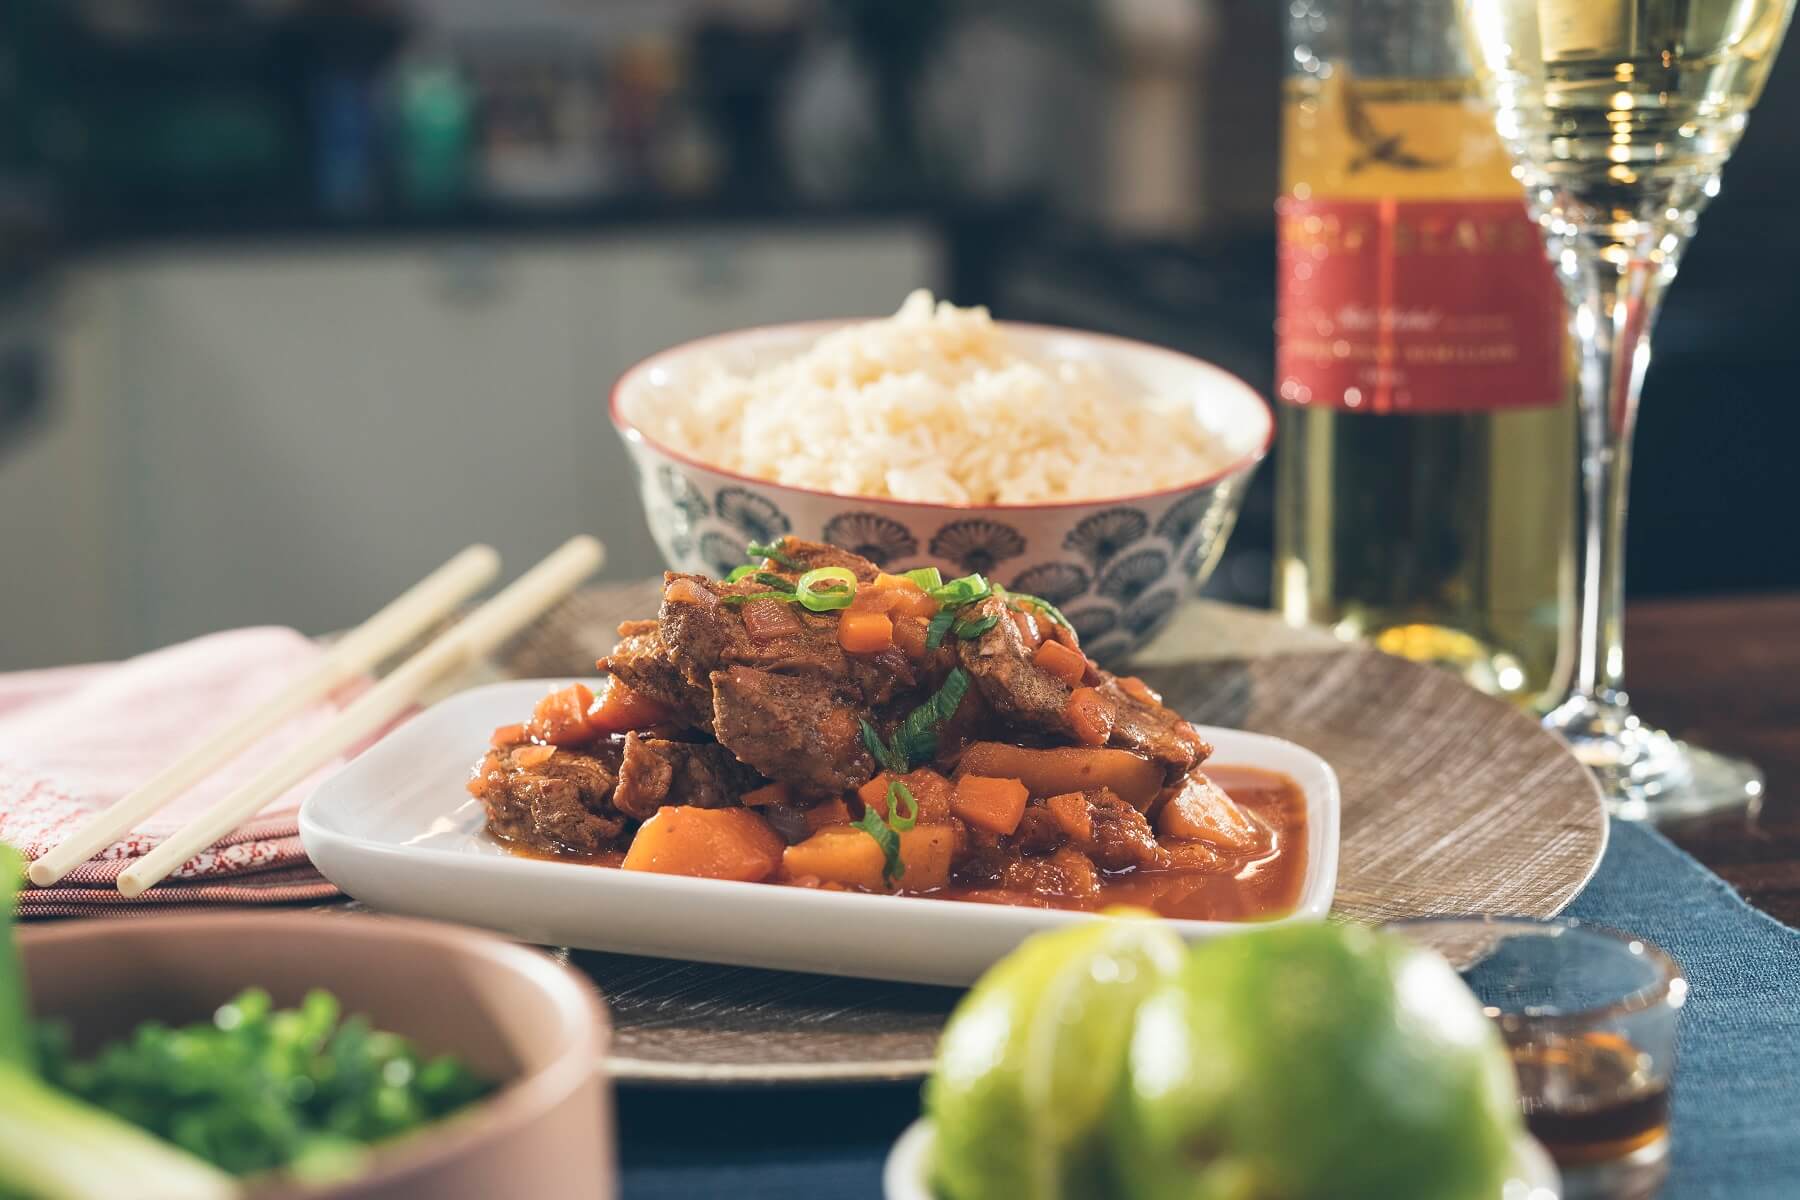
[625,290,1237,506]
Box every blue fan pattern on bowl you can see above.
[631,456,1253,664]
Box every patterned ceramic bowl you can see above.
[610,321,1273,664]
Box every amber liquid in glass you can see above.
[1511,1031,1671,1165]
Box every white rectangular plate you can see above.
[301,680,1340,987]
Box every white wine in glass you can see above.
[1462,0,1797,819]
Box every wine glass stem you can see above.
[1566,253,1670,709]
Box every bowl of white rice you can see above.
[611,291,1272,662]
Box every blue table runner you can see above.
[619,820,1800,1199]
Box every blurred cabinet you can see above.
[0,224,940,666]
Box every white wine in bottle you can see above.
[1274,0,1577,706]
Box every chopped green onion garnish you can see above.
[903,567,944,591]
[853,805,905,887]
[860,718,905,775]
[1008,592,1073,631]
[750,572,796,592]
[890,668,971,770]
[795,566,858,612]
[887,780,918,832]
[747,540,804,571]
[924,609,957,651]
[725,564,758,583]
[955,614,1000,640]
[929,574,991,609]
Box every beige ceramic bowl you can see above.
[19,912,613,1200]
[611,320,1273,665]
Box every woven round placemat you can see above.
[488,587,1606,1085]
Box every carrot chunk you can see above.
[780,823,956,891]
[893,615,930,661]
[1034,640,1088,687]
[1044,792,1093,842]
[803,796,854,832]
[838,610,895,654]
[621,807,785,882]
[527,683,597,746]
[741,782,791,808]
[872,573,941,620]
[1011,609,1045,648]
[1066,686,1115,746]
[586,679,672,736]
[859,769,954,823]
[511,744,557,768]
[952,775,1030,836]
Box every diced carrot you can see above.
[952,775,1030,836]
[781,827,887,890]
[893,615,930,660]
[1011,609,1044,648]
[1034,640,1088,687]
[586,679,672,736]
[857,773,891,813]
[803,796,854,832]
[898,824,955,891]
[1044,792,1093,842]
[491,723,528,748]
[857,769,954,824]
[1046,846,1100,902]
[901,769,955,824]
[871,574,940,619]
[1066,686,1115,746]
[527,683,598,746]
[742,596,804,641]
[1116,675,1162,706]
[511,744,557,769]
[1156,773,1264,851]
[780,823,956,891]
[621,807,785,882]
[741,782,791,808]
[850,586,906,615]
[838,610,894,654]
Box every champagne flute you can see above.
[1461,0,1796,819]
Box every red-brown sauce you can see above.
[497,764,1307,922]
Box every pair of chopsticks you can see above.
[28,535,604,897]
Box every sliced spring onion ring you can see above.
[887,779,918,831]
[724,564,758,583]
[795,566,858,612]
[924,609,957,651]
[903,567,944,591]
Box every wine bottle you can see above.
[1273,0,1576,706]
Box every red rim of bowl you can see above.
[607,316,1276,513]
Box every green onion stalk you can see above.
[0,845,241,1200]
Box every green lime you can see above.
[926,917,1185,1200]
[1114,922,1523,1200]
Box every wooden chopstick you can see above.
[28,544,503,888]
[115,535,605,898]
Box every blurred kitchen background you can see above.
[1,0,1795,669]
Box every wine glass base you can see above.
[1542,696,1763,824]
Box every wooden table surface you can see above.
[1631,595,1800,926]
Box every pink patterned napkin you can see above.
[0,628,358,916]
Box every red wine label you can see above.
[1276,197,1566,413]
